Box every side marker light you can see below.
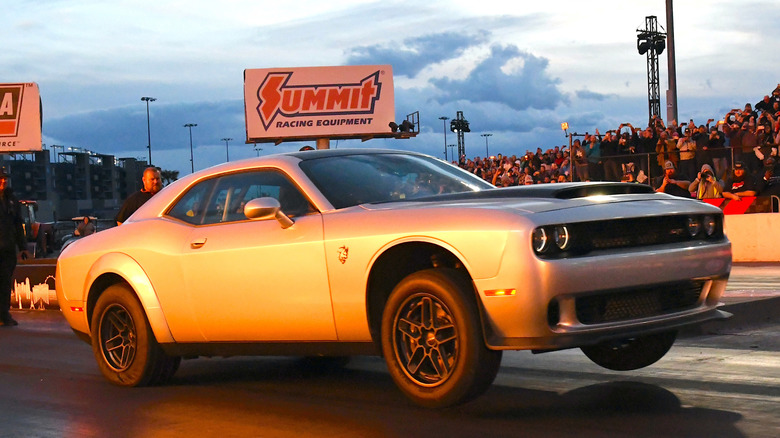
[485,289,517,297]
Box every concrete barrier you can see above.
[725,213,780,262]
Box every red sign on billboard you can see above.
[244,65,398,144]
[0,83,42,152]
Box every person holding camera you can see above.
[585,133,604,181]
[655,131,678,172]
[571,139,589,181]
[689,164,724,200]
[708,125,728,178]
[677,127,698,181]
[653,161,691,198]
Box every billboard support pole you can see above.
[316,138,330,150]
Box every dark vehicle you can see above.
[20,200,55,258]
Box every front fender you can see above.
[86,252,175,344]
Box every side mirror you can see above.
[243,197,294,229]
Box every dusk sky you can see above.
[5,0,780,176]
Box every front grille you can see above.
[536,214,725,259]
[575,281,705,325]
[576,216,721,252]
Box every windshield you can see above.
[299,153,494,209]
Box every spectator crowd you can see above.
[457,84,780,200]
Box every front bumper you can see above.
[475,238,732,351]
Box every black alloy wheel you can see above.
[392,293,459,386]
[381,268,502,408]
[98,303,137,372]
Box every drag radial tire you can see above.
[580,330,677,371]
[91,284,180,386]
[381,268,502,408]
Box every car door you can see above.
[173,169,336,342]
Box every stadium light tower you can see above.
[449,111,470,161]
[636,16,666,122]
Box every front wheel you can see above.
[581,330,677,371]
[91,284,180,386]
[381,268,502,408]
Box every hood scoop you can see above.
[402,182,656,203]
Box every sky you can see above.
[5,0,780,177]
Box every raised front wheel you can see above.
[581,330,677,371]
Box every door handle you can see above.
[190,237,207,249]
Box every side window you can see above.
[168,170,313,225]
[167,179,216,225]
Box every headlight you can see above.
[703,215,717,236]
[532,227,548,253]
[553,225,570,250]
[687,216,702,237]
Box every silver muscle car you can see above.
[56,149,731,408]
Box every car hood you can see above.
[360,182,699,215]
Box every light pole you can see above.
[439,116,449,161]
[141,97,156,165]
[184,123,197,173]
[221,137,232,162]
[447,144,456,162]
[481,133,492,157]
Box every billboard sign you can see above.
[0,83,42,152]
[244,65,397,143]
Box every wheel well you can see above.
[86,273,131,330]
[366,242,473,346]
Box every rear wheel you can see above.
[381,268,502,408]
[91,284,180,386]
[581,330,677,371]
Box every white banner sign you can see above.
[0,82,42,152]
[244,65,396,143]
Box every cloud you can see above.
[43,100,247,156]
[575,89,616,101]
[430,44,567,112]
[344,31,490,78]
